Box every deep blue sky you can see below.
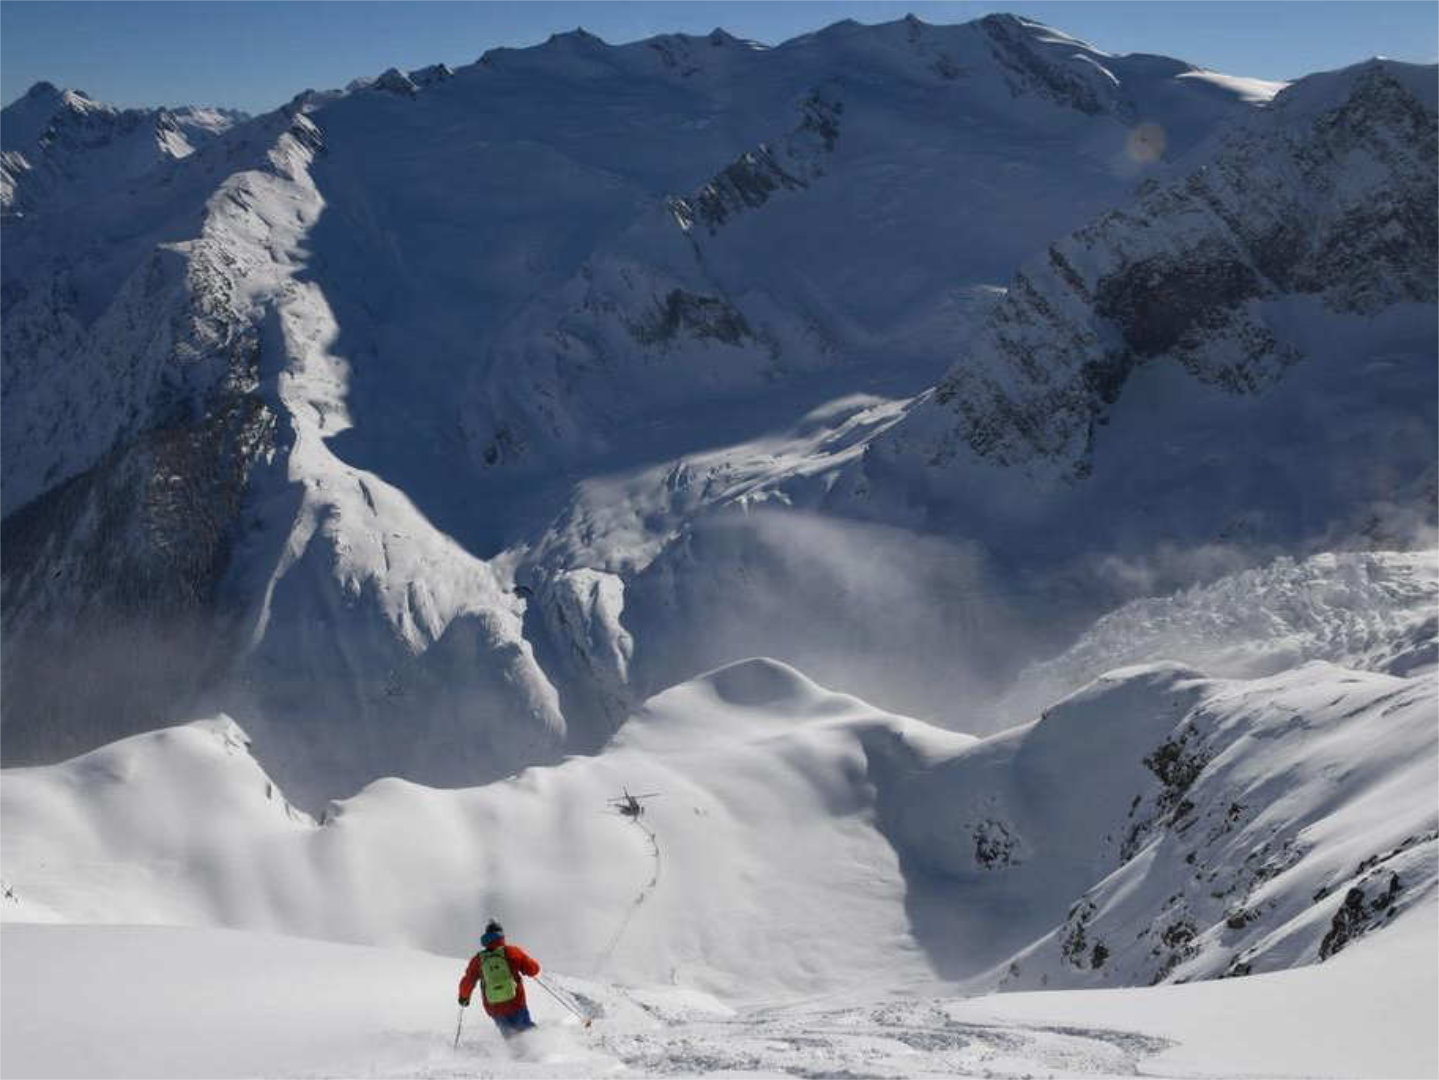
[3,2,1436,115]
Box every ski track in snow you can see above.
[581,1003,1170,1080]
[222,983,1171,1080]
[593,816,663,975]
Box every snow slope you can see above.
[2,906,1434,1078]
[5,644,1433,1000]
[0,667,958,999]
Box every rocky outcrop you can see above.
[629,288,753,347]
[373,68,419,96]
[408,63,454,89]
[667,90,842,236]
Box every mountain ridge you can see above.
[1,14,1433,810]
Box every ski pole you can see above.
[453,1004,465,1049]
[535,975,593,1028]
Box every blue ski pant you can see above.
[491,1007,535,1038]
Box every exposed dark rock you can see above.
[1061,898,1097,968]
[0,234,277,764]
[1319,886,1369,960]
[973,817,1021,869]
[1149,917,1200,984]
[668,90,841,236]
[480,424,525,467]
[1143,730,1210,826]
[373,68,419,96]
[1094,250,1262,361]
[686,148,805,231]
[1161,919,1197,948]
[408,64,454,88]
[629,289,753,348]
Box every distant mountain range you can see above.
[2,13,1434,812]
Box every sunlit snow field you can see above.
[3,902,1434,1077]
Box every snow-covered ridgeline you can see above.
[0,94,566,803]
[873,59,1437,484]
[0,81,245,217]
[340,12,1266,487]
[170,103,568,805]
[4,647,1433,1000]
[0,108,324,766]
[460,13,1282,482]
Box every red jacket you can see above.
[459,941,540,1017]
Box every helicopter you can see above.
[608,788,661,819]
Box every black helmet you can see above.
[484,919,503,936]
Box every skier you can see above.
[458,920,541,1038]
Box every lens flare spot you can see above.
[1126,122,1167,165]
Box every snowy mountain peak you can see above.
[373,67,419,96]
[408,62,454,88]
[994,12,1117,55]
[547,26,605,48]
[1269,56,1439,117]
[975,12,1122,114]
[1,82,90,150]
[56,87,102,112]
[21,79,61,100]
[0,82,246,216]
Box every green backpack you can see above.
[479,948,518,1004]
